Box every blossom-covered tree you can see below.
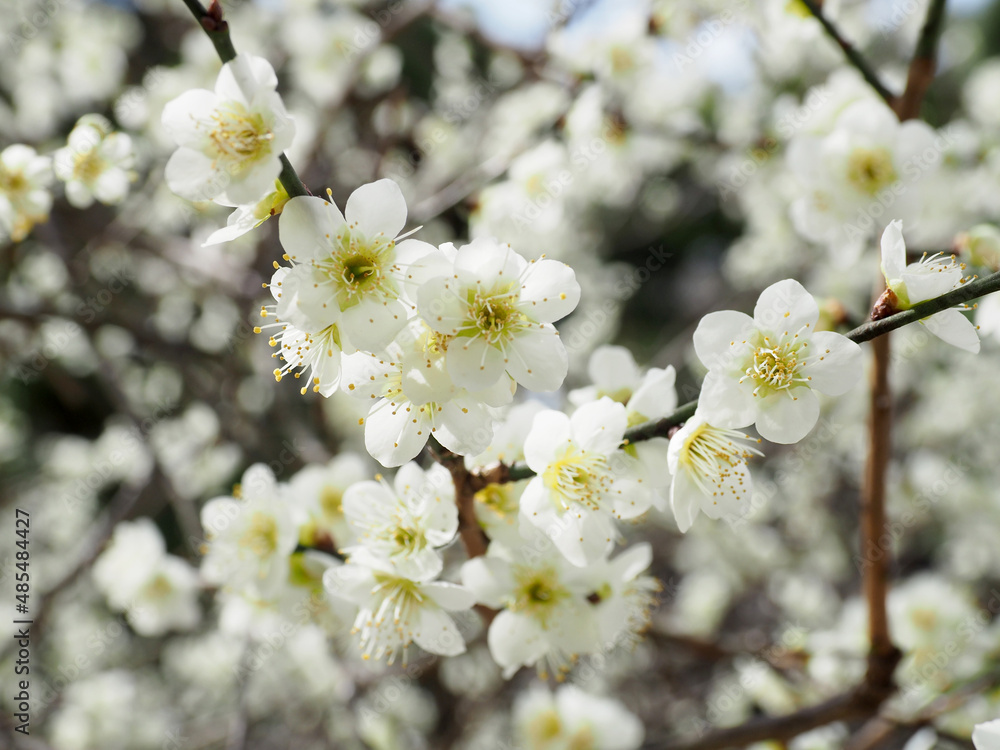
[4,0,1000,748]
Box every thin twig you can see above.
[800,0,896,106]
[475,267,1000,484]
[651,690,865,750]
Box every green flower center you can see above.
[73,150,106,184]
[461,282,524,344]
[240,511,279,558]
[509,566,570,628]
[314,227,396,309]
[846,147,897,196]
[320,486,343,518]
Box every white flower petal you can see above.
[447,336,506,391]
[523,410,572,472]
[460,557,514,609]
[801,331,863,396]
[880,219,906,283]
[922,309,981,353]
[345,178,407,240]
[670,470,702,533]
[279,195,346,264]
[504,323,568,392]
[518,258,580,322]
[364,398,430,467]
[487,609,549,676]
[693,310,756,371]
[755,387,820,444]
[569,397,626,455]
[697,370,756,430]
[753,279,818,335]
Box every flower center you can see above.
[609,45,636,74]
[526,710,563,744]
[543,448,612,511]
[679,422,762,499]
[846,147,897,196]
[313,228,396,308]
[391,524,424,552]
[474,484,519,518]
[320,486,343,518]
[739,332,811,397]
[143,573,173,599]
[0,167,27,194]
[209,103,274,165]
[510,566,569,627]
[73,150,106,183]
[240,511,279,558]
[911,608,938,632]
[463,283,523,344]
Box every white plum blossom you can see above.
[974,720,1000,750]
[203,180,288,246]
[200,464,298,599]
[694,278,863,444]
[341,318,513,467]
[289,452,371,550]
[460,534,601,678]
[418,237,581,393]
[92,518,201,637]
[578,542,659,646]
[53,114,135,208]
[276,180,442,350]
[0,144,52,242]
[323,560,474,663]
[787,98,940,258]
[880,220,980,353]
[161,54,295,204]
[520,397,655,566]
[666,409,762,533]
[513,683,645,750]
[341,462,458,581]
[569,345,678,512]
[569,344,678,428]
[260,179,444,396]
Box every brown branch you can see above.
[860,334,897,667]
[896,0,948,121]
[653,688,873,750]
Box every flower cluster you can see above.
[324,462,475,663]
[265,180,581,467]
[0,113,135,243]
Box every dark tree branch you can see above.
[800,0,896,106]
